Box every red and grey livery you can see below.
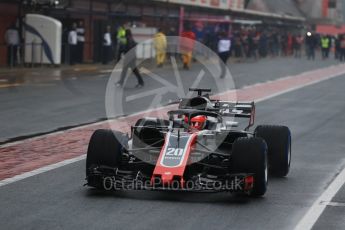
[85,88,291,197]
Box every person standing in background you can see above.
[258,31,268,58]
[116,29,144,88]
[327,35,332,59]
[242,32,248,58]
[246,31,256,59]
[280,33,287,56]
[267,31,273,57]
[271,31,279,57]
[287,33,293,55]
[76,20,85,63]
[305,32,316,60]
[102,25,112,65]
[68,23,78,65]
[166,27,177,59]
[153,28,167,67]
[180,24,196,70]
[5,24,20,67]
[252,31,260,59]
[217,31,231,78]
[340,35,345,62]
[116,24,127,62]
[192,22,205,60]
[320,35,330,59]
[294,34,304,58]
[233,32,242,58]
[335,35,341,59]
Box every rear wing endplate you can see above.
[213,101,255,130]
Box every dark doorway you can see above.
[93,20,108,63]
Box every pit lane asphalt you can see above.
[0,56,340,143]
[0,71,344,229]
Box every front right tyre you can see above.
[86,129,127,189]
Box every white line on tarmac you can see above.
[294,167,345,230]
[0,155,86,187]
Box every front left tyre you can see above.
[231,137,268,197]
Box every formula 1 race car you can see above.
[85,88,291,196]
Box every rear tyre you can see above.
[255,125,291,177]
[231,137,268,197]
[86,129,127,188]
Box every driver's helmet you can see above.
[184,115,207,130]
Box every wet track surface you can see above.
[1,57,345,229]
[0,57,340,142]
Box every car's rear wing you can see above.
[211,101,255,130]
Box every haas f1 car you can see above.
[85,88,291,196]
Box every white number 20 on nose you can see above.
[166,148,184,156]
